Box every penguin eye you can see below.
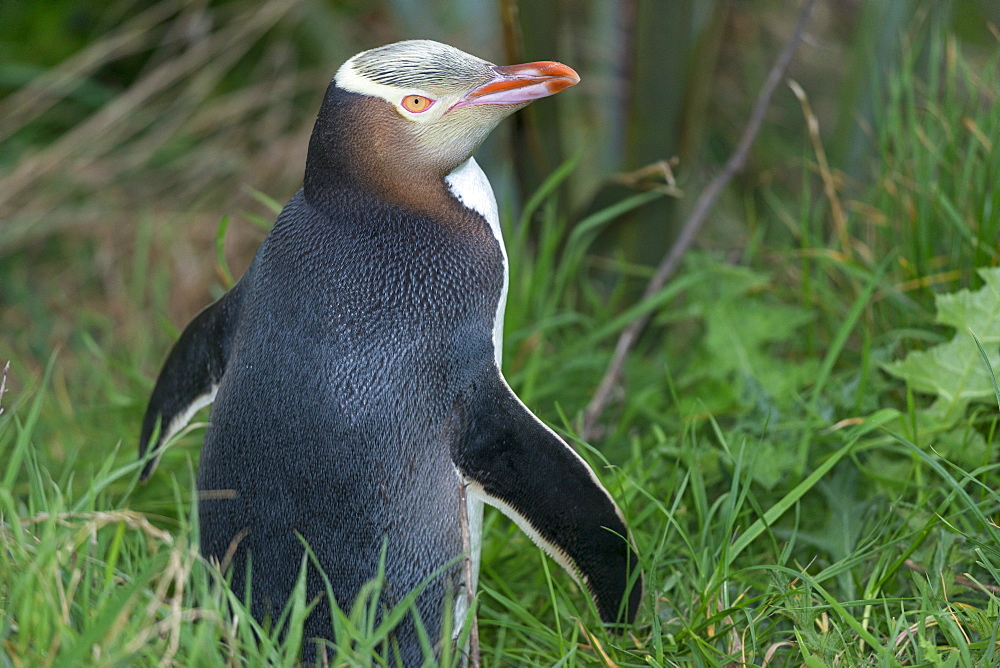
[401,95,434,113]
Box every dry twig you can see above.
[581,0,819,439]
[904,558,1000,595]
[0,360,9,417]
[458,481,481,668]
[21,510,174,547]
[788,79,851,259]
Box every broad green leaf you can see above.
[884,267,1000,424]
[680,255,818,408]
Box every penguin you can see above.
[139,39,641,663]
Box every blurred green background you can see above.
[2,0,997,359]
[1,0,997,468]
[1,0,996,365]
[2,1,1000,664]
[2,0,998,489]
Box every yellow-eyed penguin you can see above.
[139,39,641,663]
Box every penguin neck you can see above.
[304,87,468,224]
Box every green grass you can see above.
[3,7,1000,668]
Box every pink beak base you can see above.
[451,61,580,110]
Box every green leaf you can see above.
[680,255,818,407]
[884,267,1000,424]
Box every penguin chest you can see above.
[444,157,507,366]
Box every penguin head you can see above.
[305,40,579,207]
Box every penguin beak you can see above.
[451,61,580,110]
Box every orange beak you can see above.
[451,61,580,110]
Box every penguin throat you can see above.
[305,88,475,220]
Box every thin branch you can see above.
[458,481,480,667]
[904,558,1000,596]
[581,0,819,439]
[0,360,8,417]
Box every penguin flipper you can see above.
[453,370,642,625]
[138,283,244,481]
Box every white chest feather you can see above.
[445,157,508,367]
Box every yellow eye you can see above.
[401,95,433,113]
